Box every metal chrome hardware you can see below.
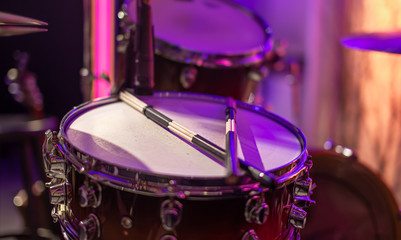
[179,66,198,89]
[241,229,261,240]
[288,204,307,229]
[43,130,68,179]
[305,155,313,169]
[294,177,312,197]
[244,195,269,225]
[160,234,178,240]
[79,213,101,240]
[160,198,183,231]
[79,181,102,208]
[247,65,268,82]
[49,182,72,205]
[120,216,134,230]
[294,196,316,208]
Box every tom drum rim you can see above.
[128,0,273,68]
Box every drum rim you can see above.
[59,92,308,198]
[153,0,273,68]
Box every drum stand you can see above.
[0,115,59,239]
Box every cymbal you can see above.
[341,32,401,54]
[0,11,48,36]
[0,26,47,36]
[0,11,47,26]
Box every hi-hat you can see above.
[341,32,401,54]
[0,11,48,36]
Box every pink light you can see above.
[92,0,114,99]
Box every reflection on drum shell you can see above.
[69,170,297,239]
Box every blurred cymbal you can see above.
[0,11,48,26]
[0,26,47,36]
[341,32,401,54]
[0,11,48,37]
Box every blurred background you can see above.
[1,0,401,239]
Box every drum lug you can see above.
[43,130,68,179]
[120,216,134,230]
[244,194,269,225]
[293,177,312,197]
[49,182,72,205]
[241,229,261,240]
[79,180,102,208]
[293,196,316,208]
[79,213,101,240]
[51,206,59,223]
[288,204,307,229]
[160,198,183,231]
[247,65,268,82]
[179,66,198,89]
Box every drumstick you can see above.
[119,90,276,189]
[225,97,241,185]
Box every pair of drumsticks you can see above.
[119,90,276,189]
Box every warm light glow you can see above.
[91,0,115,99]
[342,0,401,204]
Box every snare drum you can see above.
[126,0,272,101]
[43,92,311,239]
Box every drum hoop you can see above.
[59,92,307,197]
[153,0,273,68]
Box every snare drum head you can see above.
[129,0,269,55]
[62,93,305,179]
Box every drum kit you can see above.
[2,0,401,239]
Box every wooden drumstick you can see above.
[119,90,276,189]
[225,97,241,185]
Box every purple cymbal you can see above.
[341,32,401,54]
[0,11,48,37]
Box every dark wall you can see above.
[0,1,84,120]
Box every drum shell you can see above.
[70,169,297,239]
[302,150,401,240]
[154,54,258,101]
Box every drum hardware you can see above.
[243,65,269,104]
[293,196,315,209]
[293,176,315,209]
[49,182,72,206]
[119,90,277,189]
[160,198,184,231]
[179,66,198,89]
[129,0,155,96]
[160,234,178,240]
[241,229,261,240]
[287,204,307,230]
[120,216,134,229]
[78,213,101,240]
[293,178,312,197]
[225,97,241,185]
[43,130,68,180]
[79,180,102,208]
[80,68,111,100]
[244,191,269,225]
